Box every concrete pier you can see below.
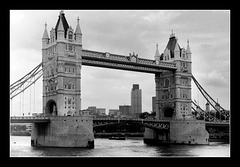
[144,119,209,145]
[31,116,94,148]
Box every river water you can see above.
[10,136,230,157]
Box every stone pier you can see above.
[31,116,94,148]
[144,120,209,145]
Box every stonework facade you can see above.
[155,32,192,119]
[42,11,82,117]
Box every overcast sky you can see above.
[10,10,230,116]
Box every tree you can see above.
[139,112,150,119]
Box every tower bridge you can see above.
[81,49,177,73]
[10,11,229,148]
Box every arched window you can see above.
[165,79,170,87]
[68,33,73,40]
[68,31,73,40]
[68,83,71,89]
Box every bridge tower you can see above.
[31,11,94,148]
[145,32,208,145]
[42,11,82,116]
[155,32,192,120]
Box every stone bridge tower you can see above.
[42,11,82,116]
[32,11,94,148]
[154,32,192,119]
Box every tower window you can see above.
[164,79,170,87]
[69,34,73,40]
[68,83,71,89]
[160,81,163,87]
[68,45,73,51]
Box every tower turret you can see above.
[75,17,82,45]
[56,11,65,41]
[154,43,160,64]
[174,37,180,60]
[42,22,49,48]
[206,102,210,113]
[186,39,191,61]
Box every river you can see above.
[10,136,230,157]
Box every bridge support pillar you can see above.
[144,120,209,145]
[31,116,94,148]
[143,128,169,144]
[169,120,209,144]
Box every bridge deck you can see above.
[10,116,50,123]
[10,116,229,128]
[82,49,177,73]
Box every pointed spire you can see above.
[186,39,191,54]
[170,30,175,38]
[42,22,49,39]
[57,15,64,32]
[75,17,82,35]
[60,10,64,15]
[174,40,180,52]
[155,43,160,58]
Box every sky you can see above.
[10,10,230,116]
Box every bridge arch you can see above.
[46,100,57,116]
[163,106,174,118]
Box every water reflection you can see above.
[10,136,230,157]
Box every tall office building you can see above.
[131,84,142,117]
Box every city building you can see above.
[108,109,119,117]
[119,105,131,115]
[131,84,142,117]
[206,102,210,113]
[96,108,106,116]
[87,106,97,115]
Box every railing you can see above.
[93,118,170,122]
[10,116,50,120]
[82,59,164,73]
[82,49,176,69]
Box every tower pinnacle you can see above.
[75,17,82,35]
[154,43,160,62]
[186,39,191,54]
[170,30,175,38]
[42,22,49,39]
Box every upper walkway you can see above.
[82,49,177,73]
[10,116,50,123]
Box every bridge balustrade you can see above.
[82,49,176,69]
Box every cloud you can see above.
[194,70,228,88]
[10,10,230,115]
[206,70,229,87]
[142,11,181,24]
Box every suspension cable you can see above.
[192,75,226,112]
[22,87,24,116]
[33,78,35,114]
[191,74,229,121]
[11,99,13,116]
[10,60,53,100]
[30,85,31,116]
[19,91,21,116]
